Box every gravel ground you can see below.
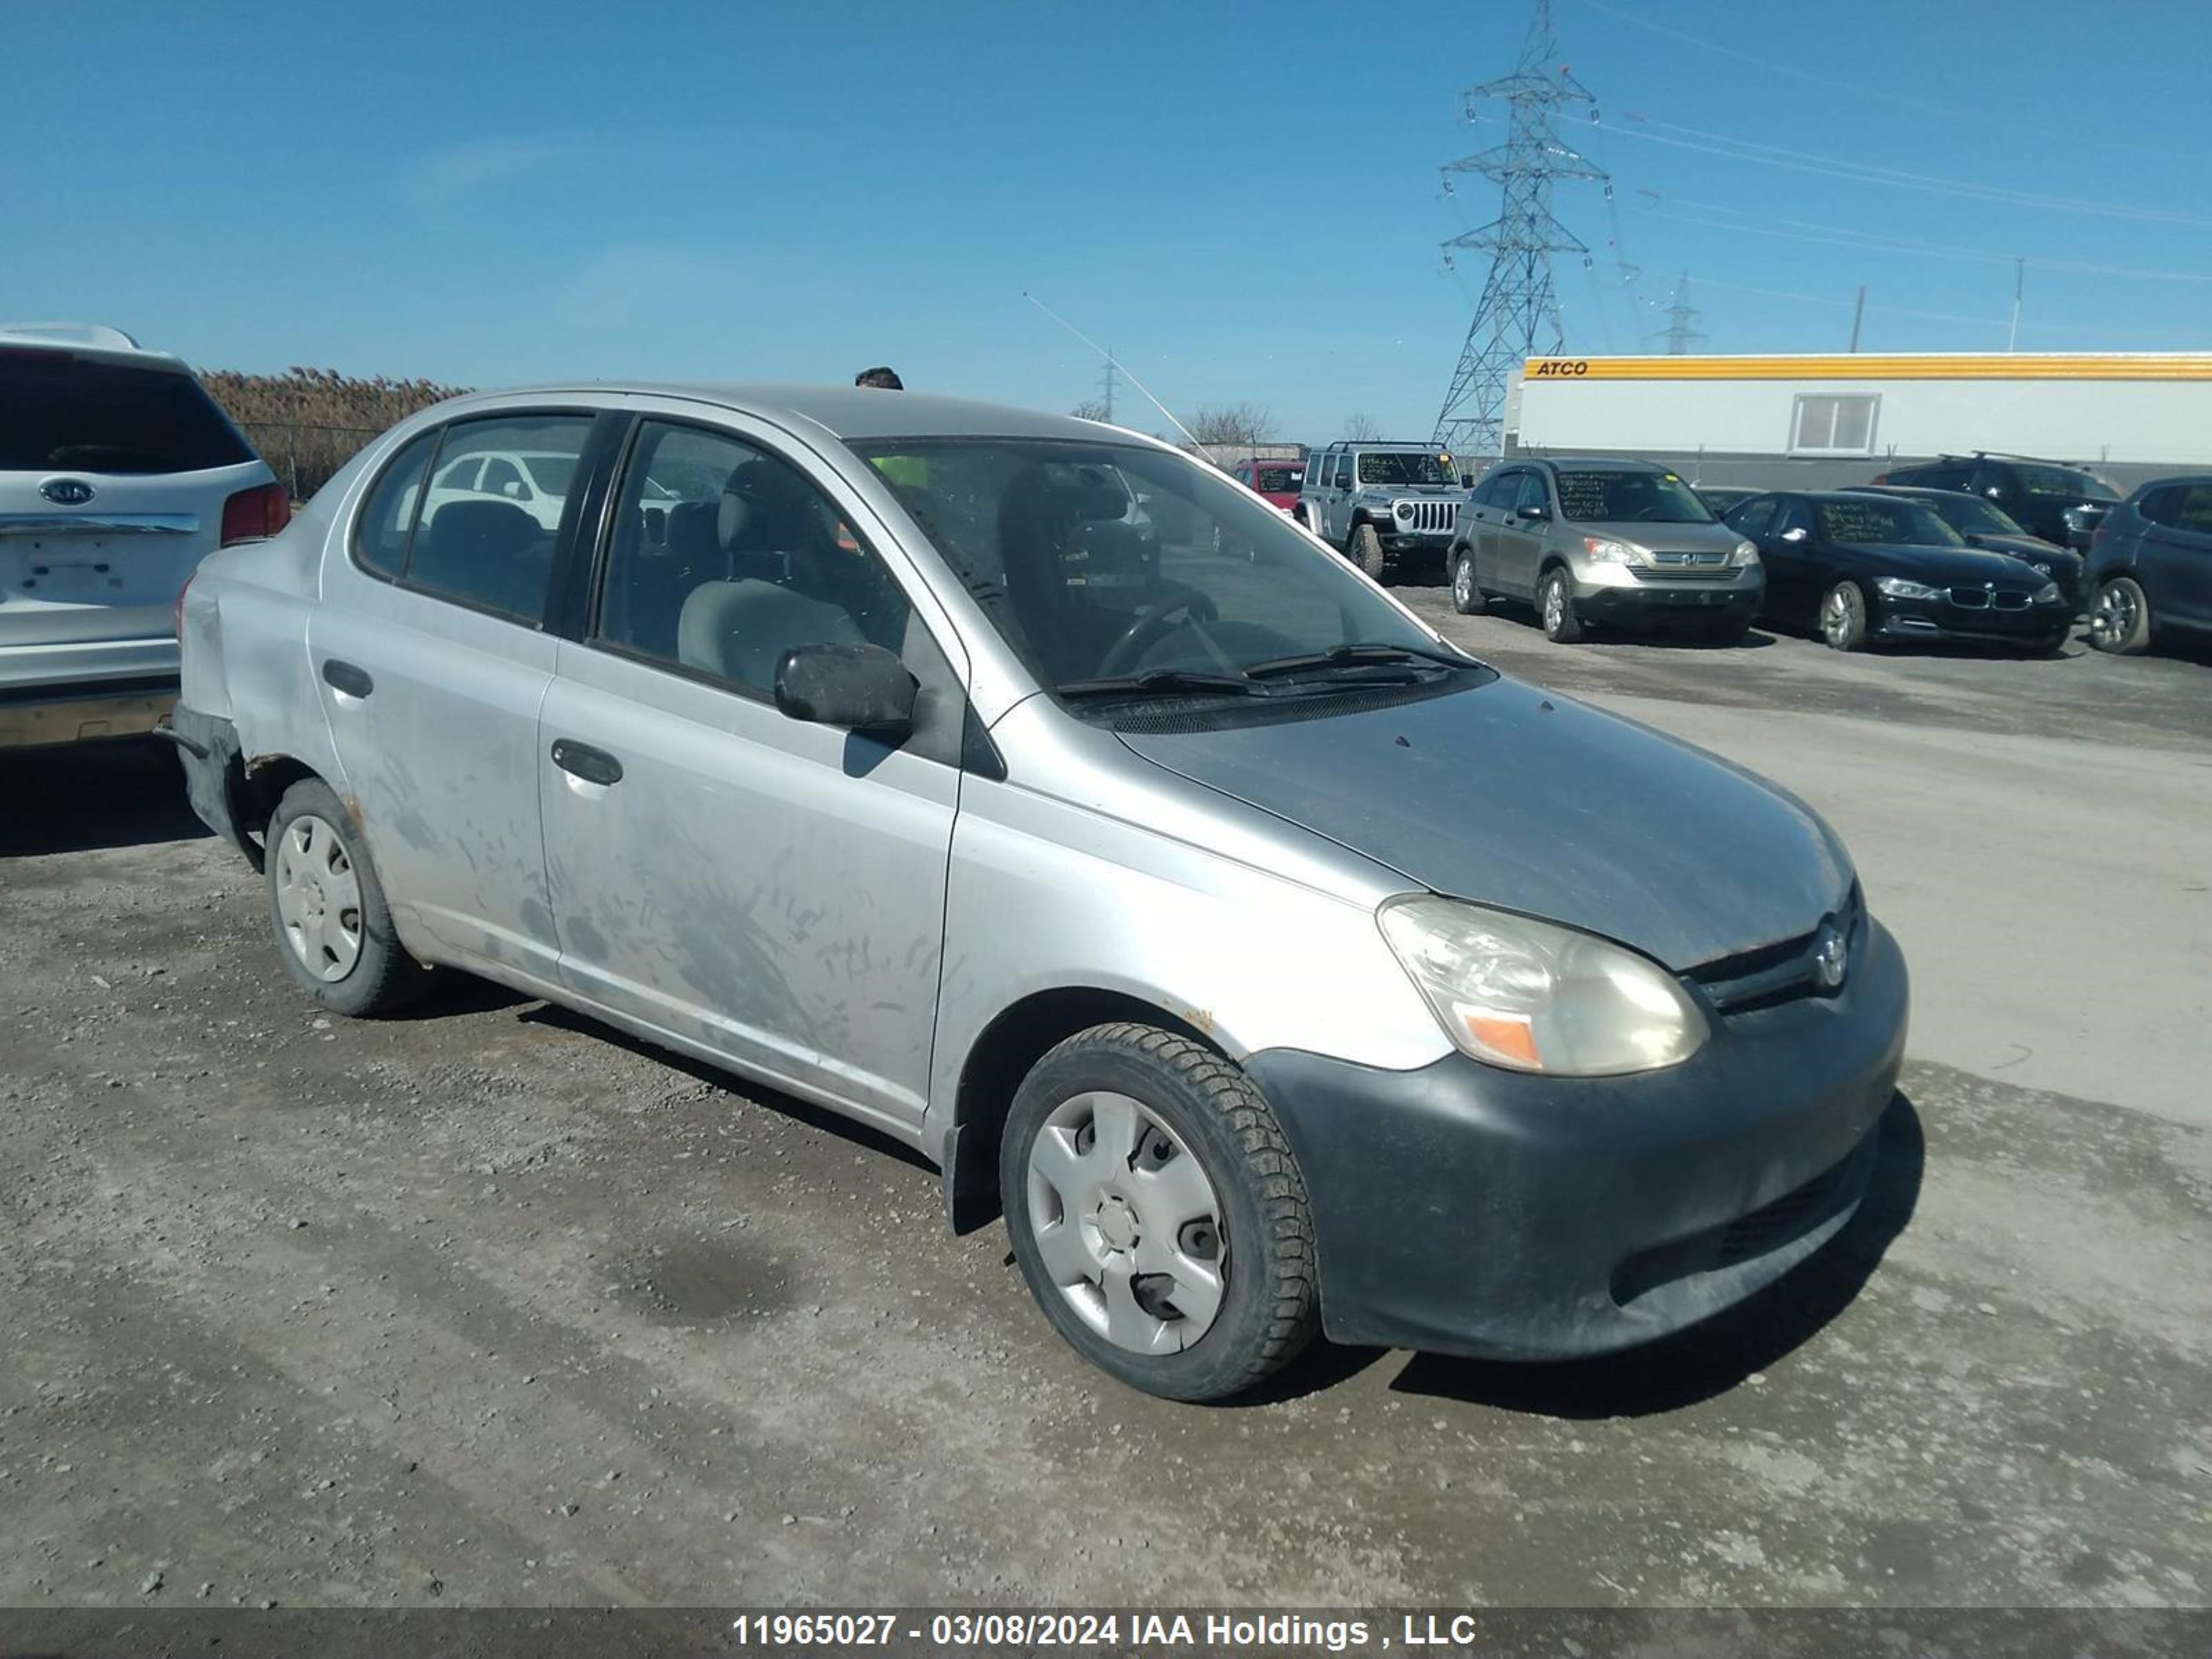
[1,610,2208,1612]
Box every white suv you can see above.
[1,324,285,747]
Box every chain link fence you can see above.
[233,420,392,505]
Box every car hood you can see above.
[1842,542,2050,586]
[1579,519,1744,555]
[1966,533,2073,563]
[1116,678,1851,970]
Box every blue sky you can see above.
[6,0,2209,440]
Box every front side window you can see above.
[1814,498,1964,548]
[594,420,912,691]
[2143,484,2212,535]
[1514,473,1551,515]
[1472,468,1517,507]
[1553,468,1713,524]
[406,415,591,623]
[854,438,1456,697]
[1727,496,1779,538]
[1356,450,1458,486]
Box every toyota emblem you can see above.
[1813,922,1848,991]
[40,478,96,505]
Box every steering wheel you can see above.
[1095,584,1220,679]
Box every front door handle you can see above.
[322,659,373,698]
[550,738,624,787]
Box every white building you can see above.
[1506,351,2212,491]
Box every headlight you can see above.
[1873,576,1943,600]
[1730,539,1761,568]
[2032,581,2063,605]
[1378,897,1708,1077]
[1582,536,1647,565]
[1394,501,1414,521]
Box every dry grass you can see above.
[199,366,469,499]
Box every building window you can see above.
[1789,393,1880,456]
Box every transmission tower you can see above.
[1658,272,1706,355]
[1099,351,1118,424]
[1432,0,1605,458]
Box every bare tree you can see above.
[1069,398,1112,422]
[1187,402,1276,451]
[1342,411,1383,441]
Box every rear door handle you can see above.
[322,659,373,698]
[550,738,623,787]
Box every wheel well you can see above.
[944,988,1216,1232]
[225,755,325,869]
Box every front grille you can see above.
[1395,500,1455,534]
[1687,885,1863,1014]
[1947,585,2032,610]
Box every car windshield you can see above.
[1929,495,2027,538]
[0,355,254,474]
[1815,498,1964,547]
[857,438,1458,696]
[2015,464,2117,501]
[1255,465,1302,493]
[1357,451,1459,485]
[1556,469,1715,524]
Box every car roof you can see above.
[1528,456,1675,473]
[467,382,1130,447]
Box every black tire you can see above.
[1000,1023,1319,1403]
[1819,580,1870,652]
[2088,575,2153,655]
[1347,522,1387,581]
[1537,567,1584,643]
[1450,547,1487,615]
[264,778,427,1018]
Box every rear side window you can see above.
[353,430,438,579]
[406,415,592,623]
[0,355,254,474]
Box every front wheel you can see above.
[1347,523,1387,581]
[2088,575,2152,655]
[1450,548,1487,615]
[1538,568,1584,643]
[265,778,427,1017]
[1819,581,1870,652]
[1001,1024,1319,1402]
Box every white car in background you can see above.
[1,323,285,747]
[415,448,582,534]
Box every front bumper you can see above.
[1871,595,2069,646]
[1577,581,1765,626]
[1244,917,1908,1360]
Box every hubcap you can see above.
[1025,1091,1226,1355]
[1824,588,1855,643]
[273,813,364,982]
[1454,559,1473,605]
[1544,582,1563,630]
[2093,585,2135,645]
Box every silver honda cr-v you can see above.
[170,384,1906,1401]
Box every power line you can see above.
[1604,118,2212,229]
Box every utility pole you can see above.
[1848,285,1866,353]
[1099,350,1118,424]
[1432,0,1605,458]
[2007,257,2024,353]
[1658,271,1705,355]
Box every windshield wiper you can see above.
[1058,669,1262,702]
[1239,642,1470,680]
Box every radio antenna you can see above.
[1022,292,1204,453]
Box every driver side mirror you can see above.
[1781,527,1810,543]
[774,641,917,735]
[1516,503,1548,521]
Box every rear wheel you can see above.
[1450,548,1486,615]
[1538,568,1584,643]
[265,779,426,1017]
[1819,581,1870,652]
[1001,1024,1319,1402]
[2088,575,2153,655]
[1347,523,1387,581]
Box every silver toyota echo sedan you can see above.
[170,385,1908,1401]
